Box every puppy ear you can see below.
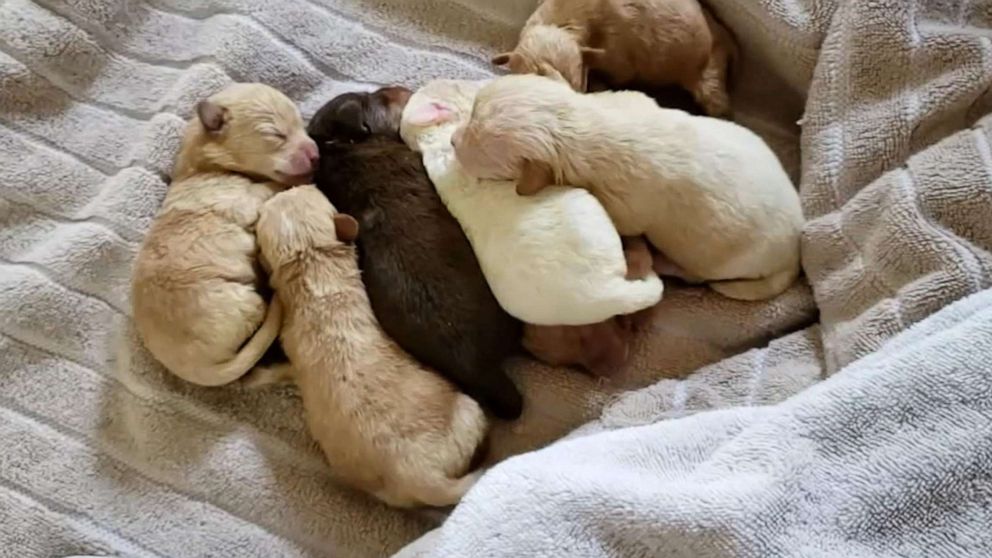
[491,52,516,66]
[196,100,227,133]
[516,159,554,196]
[580,47,606,66]
[333,213,359,243]
[405,101,455,127]
[537,63,569,86]
[336,99,365,134]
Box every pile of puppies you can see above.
[131,0,803,508]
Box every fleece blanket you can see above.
[0,0,987,556]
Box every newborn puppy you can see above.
[257,185,488,508]
[493,0,736,116]
[453,75,804,302]
[132,83,318,386]
[523,319,631,377]
[523,237,655,376]
[308,86,411,141]
[307,87,524,420]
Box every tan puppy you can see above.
[492,0,736,116]
[452,75,804,301]
[132,83,318,386]
[256,185,488,508]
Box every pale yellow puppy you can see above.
[132,83,318,386]
[453,75,804,301]
[493,0,737,116]
[256,185,488,509]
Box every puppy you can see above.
[401,79,664,327]
[492,0,736,116]
[307,87,525,420]
[132,83,318,386]
[523,319,630,377]
[452,75,804,302]
[522,236,655,376]
[257,185,488,508]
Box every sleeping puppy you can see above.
[307,86,525,420]
[452,75,804,302]
[523,318,631,377]
[132,83,317,386]
[257,185,488,508]
[522,237,656,376]
[492,0,736,116]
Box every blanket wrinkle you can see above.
[3,0,990,556]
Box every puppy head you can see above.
[492,25,605,92]
[399,79,487,150]
[307,86,413,143]
[256,185,358,274]
[189,83,318,185]
[522,319,631,377]
[450,74,571,194]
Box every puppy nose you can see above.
[303,139,319,168]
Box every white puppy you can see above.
[399,79,663,326]
[452,74,804,301]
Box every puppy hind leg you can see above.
[651,252,705,284]
[708,267,799,301]
[407,470,484,508]
[688,44,732,117]
[241,361,294,388]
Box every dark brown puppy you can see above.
[308,87,524,420]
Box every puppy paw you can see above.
[622,236,654,280]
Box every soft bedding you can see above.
[1,0,989,557]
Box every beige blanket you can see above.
[1,0,989,556]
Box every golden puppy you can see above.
[492,0,736,116]
[453,75,804,301]
[256,185,488,508]
[132,83,318,386]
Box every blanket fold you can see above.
[2,0,990,556]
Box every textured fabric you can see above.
[396,0,992,555]
[1,0,989,556]
[398,288,992,558]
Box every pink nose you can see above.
[303,139,319,169]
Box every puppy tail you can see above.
[186,295,284,386]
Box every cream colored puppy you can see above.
[257,185,488,508]
[452,75,804,301]
[132,83,318,386]
[493,0,736,116]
